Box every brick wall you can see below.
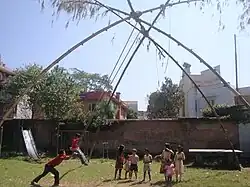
[2,118,239,157]
[89,119,239,156]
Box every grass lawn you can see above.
[0,158,250,187]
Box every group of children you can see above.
[31,133,88,187]
[30,134,185,186]
[115,143,186,184]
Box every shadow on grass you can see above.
[129,180,146,186]
[187,164,241,171]
[117,179,133,184]
[59,166,82,180]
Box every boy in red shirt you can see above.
[70,133,88,165]
[31,149,70,187]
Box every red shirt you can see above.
[71,137,80,150]
[47,154,70,167]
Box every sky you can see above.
[0,0,249,111]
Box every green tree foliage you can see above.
[1,64,46,112]
[71,68,112,92]
[202,104,250,123]
[39,65,79,119]
[87,100,117,127]
[127,108,138,119]
[1,64,113,122]
[147,77,184,119]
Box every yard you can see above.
[0,158,250,187]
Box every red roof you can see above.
[80,91,128,109]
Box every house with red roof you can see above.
[79,91,129,119]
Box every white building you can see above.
[179,63,237,118]
[124,101,138,112]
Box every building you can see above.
[234,87,250,105]
[79,91,129,119]
[124,101,138,112]
[0,58,32,119]
[137,111,148,120]
[179,63,236,117]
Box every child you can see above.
[142,148,152,181]
[124,154,131,179]
[129,148,139,180]
[71,133,88,165]
[31,149,70,187]
[164,160,175,184]
[174,145,185,182]
[114,144,125,180]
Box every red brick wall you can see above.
[89,119,239,155]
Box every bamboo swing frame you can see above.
[0,0,248,170]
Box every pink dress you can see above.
[165,164,175,177]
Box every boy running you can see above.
[31,149,70,187]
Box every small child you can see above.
[142,148,152,181]
[164,160,175,184]
[174,145,185,182]
[124,154,131,179]
[31,149,70,187]
[129,148,139,180]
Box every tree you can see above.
[147,77,184,119]
[127,108,138,119]
[87,100,117,127]
[41,0,250,32]
[71,68,112,92]
[1,64,46,118]
[39,65,79,120]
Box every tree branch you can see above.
[60,0,130,16]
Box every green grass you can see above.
[0,158,250,187]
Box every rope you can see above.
[110,32,140,84]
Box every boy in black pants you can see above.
[31,149,70,187]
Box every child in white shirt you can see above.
[142,148,152,181]
[129,148,139,180]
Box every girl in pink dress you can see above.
[164,160,175,184]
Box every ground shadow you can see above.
[102,179,113,182]
[117,179,133,184]
[151,181,179,187]
[129,180,146,186]
[59,166,82,180]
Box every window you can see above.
[88,103,96,111]
[209,100,215,106]
[195,100,198,112]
